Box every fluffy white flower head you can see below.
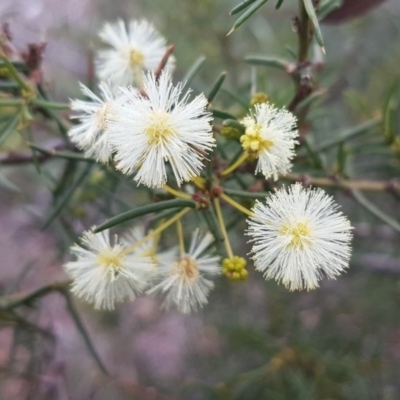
[247,183,353,291]
[69,82,115,163]
[108,71,215,188]
[96,19,175,88]
[240,103,298,180]
[64,229,155,310]
[148,230,220,313]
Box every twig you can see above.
[0,142,83,165]
[282,173,399,193]
[63,291,110,376]
[155,45,175,81]
[0,281,69,310]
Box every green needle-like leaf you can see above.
[183,56,206,85]
[94,199,197,233]
[303,0,325,52]
[314,119,380,152]
[30,98,70,110]
[207,71,227,103]
[352,190,400,233]
[245,56,289,71]
[382,79,399,144]
[0,98,24,107]
[228,0,269,35]
[63,291,109,375]
[318,0,342,20]
[230,0,258,15]
[212,109,237,120]
[222,187,271,199]
[42,163,93,229]
[0,113,20,147]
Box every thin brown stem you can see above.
[282,173,400,193]
[155,44,175,81]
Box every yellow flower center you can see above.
[145,110,176,145]
[97,248,124,278]
[173,256,199,279]
[240,123,274,156]
[279,220,312,249]
[129,49,145,67]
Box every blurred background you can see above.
[1,0,400,399]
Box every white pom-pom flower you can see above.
[69,82,116,163]
[108,71,215,188]
[240,103,298,180]
[247,183,353,291]
[147,230,221,314]
[96,19,175,88]
[64,229,154,310]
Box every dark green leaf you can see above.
[30,98,70,110]
[222,187,270,199]
[42,163,93,229]
[314,119,380,152]
[63,291,109,375]
[318,0,342,20]
[0,113,20,147]
[94,199,197,233]
[183,56,206,85]
[230,0,258,15]
[0,172,20,192]
[212,109,237,120]
[228,0,269,35]
[303,0,325,51]
[245,56,289,71]
[221,88,249,109]
[382,79,400,144]
[207,71,227,103]
[351,190,400,233]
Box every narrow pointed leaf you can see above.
[303,0,325,51]
[183,56,206,85]
[314,119,380,152]
[212,109,237,120]
[207,72,227,103]
[0,172,20,192]
[228,0,269,35]
[63,291,109,375]
[30,98,70,110]
[294,89,325,113]
[0,80,19,89]
[230,0,258,15]
[94,199,197,233]
[352,190,400,233]
[0,113,20,147]
[221,88,249,109]
[318,0,342,20]
[275,0,285,9]
[42,163,93,229]
[245,56,289,70]
[222,187,271,199]
[382,79,399,144]
[0,98,24,107]
[201,208,225,255]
